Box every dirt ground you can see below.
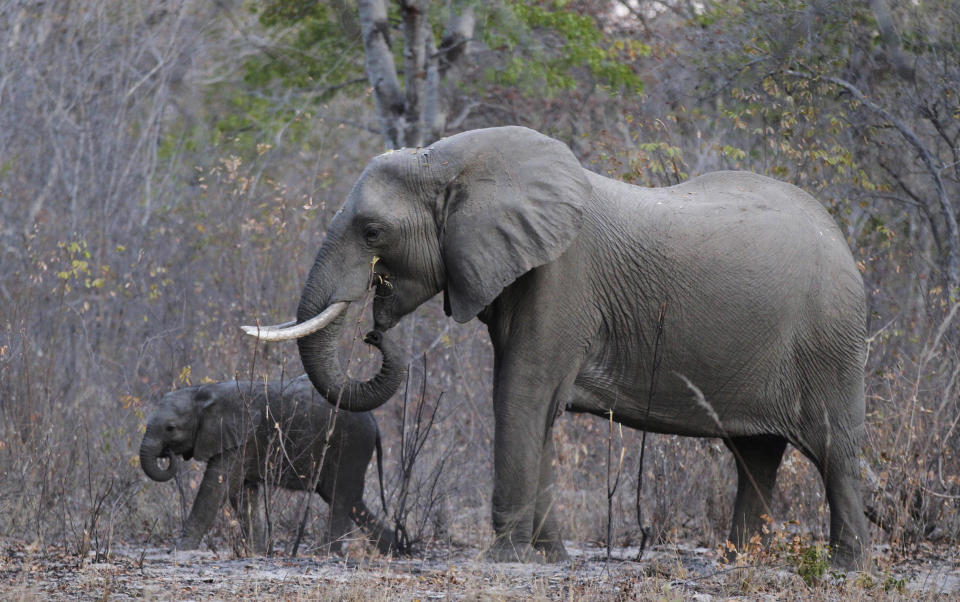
[0,538,957,600]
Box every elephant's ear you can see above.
[192,385,259,463]
[433,127,589,322]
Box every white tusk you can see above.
[240,302,348,341]
[260,320,298,330]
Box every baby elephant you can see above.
[139,375,397,555]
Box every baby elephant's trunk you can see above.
[139,437,178,482]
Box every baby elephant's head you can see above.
[139,385,214,482]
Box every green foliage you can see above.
[243,1,360,91]
[202,1,366,154]
[882,573,907,593]
[483,1,647,97]
[787,541,830,585]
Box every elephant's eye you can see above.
[363,225,383,243]
[166,425,175,432]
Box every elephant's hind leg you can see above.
[800,371,870,570]
[725,435,787,557]
[349,500,398,555]
[822,457,869,569]
[230,481,266,555]
[816,433,870,570]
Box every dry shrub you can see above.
[862,303,960,553]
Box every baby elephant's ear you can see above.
[192,385,255,462]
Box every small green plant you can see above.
[787,537,830,585]
[882,573,906,593]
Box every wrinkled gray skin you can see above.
[294,127,869,569]
[139,371,400,555]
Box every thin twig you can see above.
[606,409,625,563]
[636,301,667,560]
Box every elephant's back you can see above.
[609,170,843,236]
[588,170,860,290]
[274,381,379,444]
[585,168,865,367]
[668,171,843,234]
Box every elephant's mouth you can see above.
[141,444,180,482]
[160,446,190,462]
[372,281,399,331]
[161,440,193,462]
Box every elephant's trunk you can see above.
[139,437,178,482]
[296,304,404,413]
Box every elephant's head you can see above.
[242,127,590,411]
[139,383,257,481]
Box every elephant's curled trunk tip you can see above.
[140,445,178,482]
[298,315,404,413]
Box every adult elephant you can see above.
[244,127,869,569]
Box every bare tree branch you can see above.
[401,0,428,147]
[358,0,405,148]
[423,33,446,140]
[787,69,960,289]
[438,4,474,73]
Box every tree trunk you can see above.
[357,0,475,149]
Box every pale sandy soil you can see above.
[0,539,957,600]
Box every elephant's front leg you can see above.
[487,381,562,563]
[178,455,235,550]
[531,427,568,561]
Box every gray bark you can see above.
[358,0,405,148]
[869,0,915,81]
[356,0,475,149]
[423,33,445,141]
[438,5,474,72]
[401,0,428,148]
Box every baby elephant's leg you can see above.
[321,461,397,554]
[349,499,398,554]
[179,455,234,550]
[316,446,352,554]
[230,481,267,554]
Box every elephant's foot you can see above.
[173,534,202,552]
[532,538,569,563]
[374,534,401,556]
[322,539,345,556]
[829,540,870,573]
[718,541,739,565]
[486,538,544,563]
[487,537,567,563]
